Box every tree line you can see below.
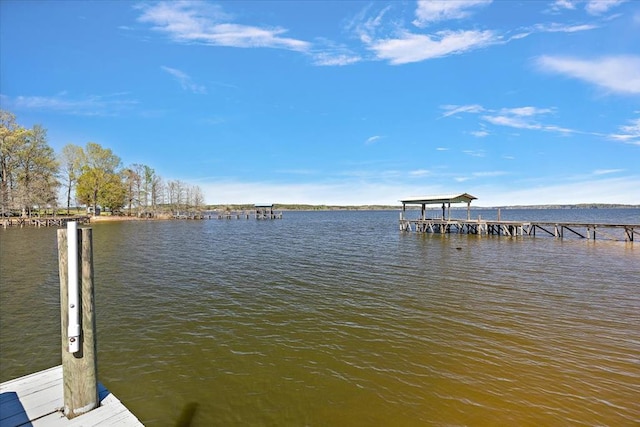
[1,110,205,217]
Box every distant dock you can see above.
[0,366,143,426]
[1,216,90,229]
[215,204,283,220]
[399,194,638,242]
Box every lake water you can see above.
[1,209,639,426]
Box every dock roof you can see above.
[400,193,477,205]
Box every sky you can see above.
[1,0,639,206]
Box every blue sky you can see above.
[1,0,639,206]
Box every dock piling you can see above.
[57,225,99,419]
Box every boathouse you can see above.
[400,193,477,221]
[254,204,282,219]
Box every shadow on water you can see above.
[174,402,199,427]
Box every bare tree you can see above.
[59,144,85,214]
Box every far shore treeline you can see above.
[2,110,637,218]
[1,110,204,218]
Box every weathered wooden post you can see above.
[57,223,99,419]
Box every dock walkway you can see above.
[0,366,143,427]
[399,218,639,242]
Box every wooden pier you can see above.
[1,216,90,229]
[399,218,638,242]
[0,366,143,426]
[216,204,283,220]
[399,194,638,242]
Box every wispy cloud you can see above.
[409,169,431,177]
[473,171,507,177]
[536,55,640,95]
[1,93,138,116]
[533,22,599,33]
[585,0,627,15]
[609,117,640,145]
[312,52,361,66]
[463,149,486,157]
[413,0,492,27]
[137,1,310,52]
[593,168,624,175]
[161,66,207,94]
[440,104,484,118]
[366,135,383,144]
[470,130,489,137]
[443,104,579,135]
[550,0,627,15]
[368,30,497,65]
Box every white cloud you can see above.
[534,22,599,33]
[536,55,640,95]
[463,150,486,157]
[161,66,207,94]
[137,1,310,52]
[413,0,493,27]
[192,172,640,206]
[470,130,489,137]
[473,171,507,177]
[593,168,624,175]
[609,117,640,144]
[500,106,554,116]
[312,52,361,66]
[475,175,640,206]
[549,0,626,15]
[483,115,540,129]
[444,103,580,135]
[585,0,627,15]
[198,180,442,205]
[369,30,497,64]
[410,169,431,177]
[552,0,578,11]
[366,135,383,144]
[440,104,485,117]
[1,93,137,116]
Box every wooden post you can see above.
[57,226,99,419]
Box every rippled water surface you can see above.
[1,210,639,426]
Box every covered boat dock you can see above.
[400,193,477,222]
[398,193,638,242]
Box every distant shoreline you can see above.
[217,204,640,211]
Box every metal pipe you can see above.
[67,221,80,353]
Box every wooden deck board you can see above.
[0,366,143,427]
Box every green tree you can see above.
[1,112,58,216]
[100,173,127,213]
[0,110,27,216]
[15,125,59,215]
[76,142,122,215]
